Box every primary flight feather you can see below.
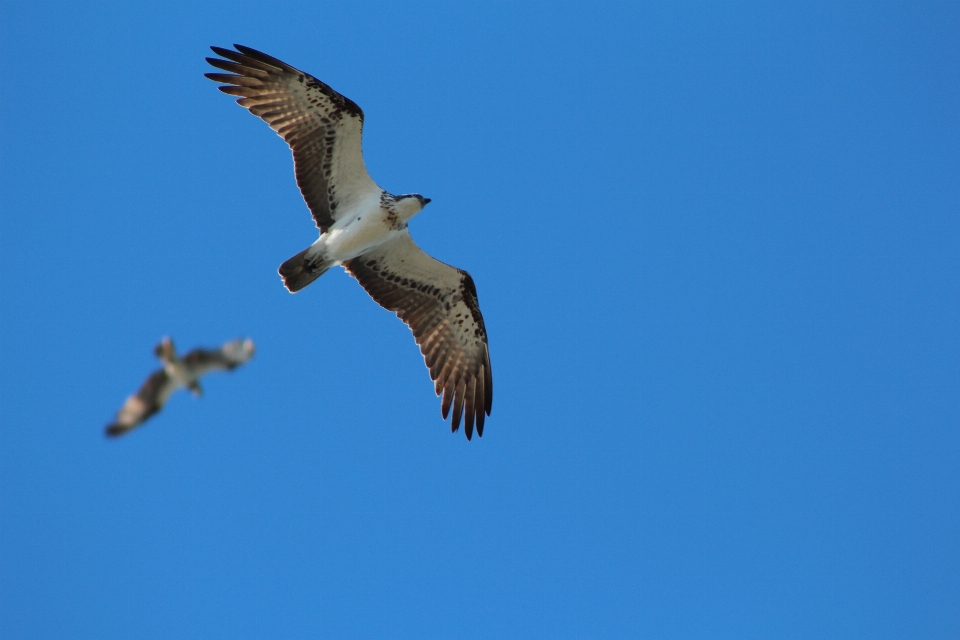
[205,45,492,439]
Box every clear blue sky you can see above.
[2,1,958,637]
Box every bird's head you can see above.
[154,336,177,363]
[395,194,431,222]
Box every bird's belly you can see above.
[164,363,193,390]
[323,211,398,261]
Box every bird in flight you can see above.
[105,337,255,437]
[205,45,492,439]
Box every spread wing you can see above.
[345,232,493,439]
[105,369,178,437]
[181,338,256,378]
[205,44,380,232]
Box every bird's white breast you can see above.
[316,195,402,262]
[164,361,194,388]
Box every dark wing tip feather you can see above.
[217,85,249,97]
[232,44,290,69]
[204,72,244,85]
[450,379,466,434]
[474,372,486,437]
[104,424,126,438]
[463,378,476,440]
[441,384,453,420]
[485,356,494,414]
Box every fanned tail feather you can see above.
[279,247,332,292]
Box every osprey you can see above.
[105,337,255,437]
[205,45,492,439]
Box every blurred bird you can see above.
[105,337,255,437]
[205,45,492,438]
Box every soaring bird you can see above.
[105,337,255,437]
[205,45,492,439]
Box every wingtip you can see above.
[233,44,263,58]
[233,43,259,56]
[104,424,125,438]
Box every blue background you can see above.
[2,2,958,637]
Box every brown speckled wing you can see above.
[105,369,174,437]
[181,338,255,378]
[205,45,379,232]
[345,232,493,439]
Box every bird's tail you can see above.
[279,246,333,293]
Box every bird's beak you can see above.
[423,198,431,205]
